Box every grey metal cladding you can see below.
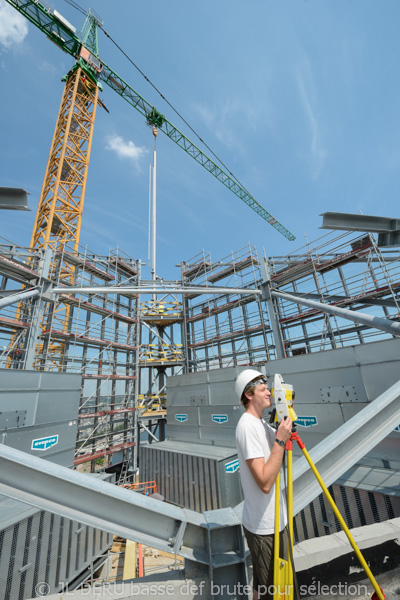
[0,369,82,426]
[0,390,37,427]
[200,426,235,447]
[0,421,77,468]
[208,381,237,405]
[267,344,359,375]
[0,411,26,430]
[167,366,248,407]
[34,389,80,424]
[217,459,243,508]
[354,337,400,366]
[0,471,112,600]
[198,405,242,426]
[37,371,82,391]
[189,393,208,406]
[167,425,199,443]
[167,406,199,430]
[207,366,248,383]
[168,382,209,407]
[0,370,42,391]
[358,350,400,401]
[320,385,359,403]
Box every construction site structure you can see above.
[1,225,400,598]
[1,229,400,474]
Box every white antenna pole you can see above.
[148,164,152,266]
[151,127,158,302]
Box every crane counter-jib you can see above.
[5,0,296,241]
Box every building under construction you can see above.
[2,228,399,474]
[0,223,400,598]
[0,2,399,599]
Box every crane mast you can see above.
[31,65,99,255]
[9,9,103,369]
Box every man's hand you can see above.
[277,416,292,443]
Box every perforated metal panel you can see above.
[0,479,113,600]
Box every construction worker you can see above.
[158,303,165,315]
[235,369,296,600]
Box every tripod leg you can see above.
[274,470,281,596]
[297,441,385,600]
[287,443,294,599]
[274,468,293,599]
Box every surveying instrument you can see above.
[270,373,385,600]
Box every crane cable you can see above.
[61,0,86,17]
[98,24,255,197]
[61,0,260,202]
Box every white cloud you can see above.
[296,54,327,179]
[106,134,148,165]
[0,0,28,49]
[39,60,57,73]
[193,97,256,153]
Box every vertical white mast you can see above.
[151,126,158,302]
[148,164,152,266]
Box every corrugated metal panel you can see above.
[140,443,242,512]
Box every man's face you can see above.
[248,381,271,410]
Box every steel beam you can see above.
[0,187,30,211]
[0,443,246,577]
[52,286,261,296]
[271,290,400,337]
[0,442,186,554]
[0,288,39,310]
[296,292,400,309]
[321,212,400,233]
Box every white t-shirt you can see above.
[236,412,287,535]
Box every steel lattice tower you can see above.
[30,66,98,257]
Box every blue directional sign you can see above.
[31,435,59,451]
[175,414,188,423]
[295,416,318,428]
[225,459,239,473]
[212,414,228,424]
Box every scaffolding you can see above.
[0,236,184,478]
[182,244,272,371]
[267,231,400,356]
[1,228,400,479]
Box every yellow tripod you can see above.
[273,432,386,600]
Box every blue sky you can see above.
[1,0,399,280]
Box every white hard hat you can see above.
[235,369,266,400]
